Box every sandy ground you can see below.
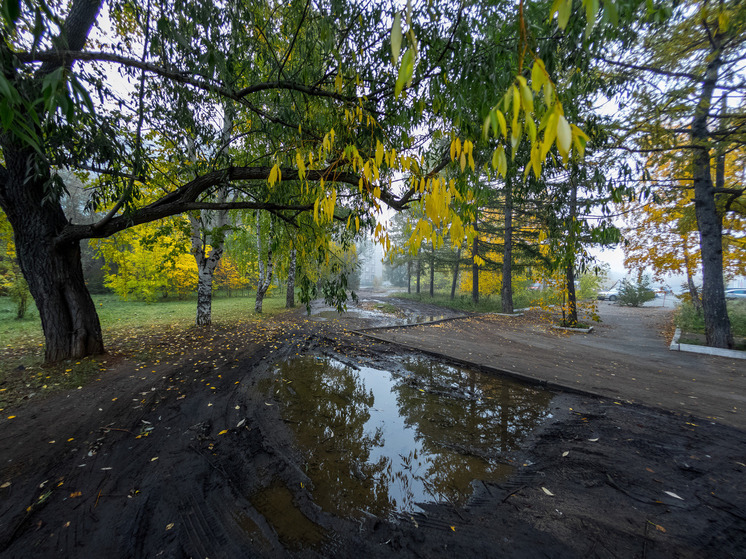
[0,293,744,558]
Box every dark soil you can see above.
[1,298,745,558]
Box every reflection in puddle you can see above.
[250,481,326,550]
[267,356,552,518]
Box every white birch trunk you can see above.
[255,210,274,313]
[286,244,296,308]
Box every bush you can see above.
[617,276,656,307]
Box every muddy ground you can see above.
[1,296,745,558]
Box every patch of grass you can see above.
[393,292,507,313]
[675,299,746,340]
[373,302,399,314]
[0,291,289,409]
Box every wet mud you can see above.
[1,303,745,558]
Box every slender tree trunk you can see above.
[682,239,702,312]
[501,175,514,314]
[255,211,274,313]
[472,228,479,305]
[189,206,227,327]
[286,245,296,308]
[416,252,421,294]
[407,260,411,294]
[429,243,435,297]
[565,177,579,326]
[450,247,461,300]
[0,154,104,361]
[691,38,732,348]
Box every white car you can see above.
[597,288,620,301]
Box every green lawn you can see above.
[1,290,289,352]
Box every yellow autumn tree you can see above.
[623,155,746,293]
[92,219,197,302]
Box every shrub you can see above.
[617,275,656,307]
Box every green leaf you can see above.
[2,0,20,26]
[391,13,402,66]
[558,0,572,29]
[585,0,599,38]
[395,48,414,97]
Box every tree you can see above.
[617,275,656,307]
[254,210,274,313]
[602,0,746,347]
[0,0,611,360]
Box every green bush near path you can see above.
[675,299,746,338]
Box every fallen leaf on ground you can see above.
[562,451,569,457]
[542,487,554,496]
[166,523,174,530]
[0,482,10,489]
[664,491,684,500]
[588,438,599,442]
[218,430,228,435]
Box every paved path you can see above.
[359,302,746,430]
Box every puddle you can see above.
[265,355,552,518]
[250,481,326,550]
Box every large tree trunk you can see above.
[286,245,296,308]
[0,154,103,361]
[0,0,104,362]
[501,175,514,314]
[691,37,733,348]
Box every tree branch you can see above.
[19,50,356,104]
[595,55,699,81]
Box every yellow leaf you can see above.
[218,429,228,435]
[556,115,572,160]
[719,12,729,32]
[519,81,534,114]
[531,59,546,92]
[495,109,507,138]
[375,140,384,167]
[541,487,554,496]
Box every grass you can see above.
[0,290,290,410]
[394,292,507,313]
[675,299,746,336]
[1,290,288,348]
[392,288,582,315]
[674,299,746,349]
